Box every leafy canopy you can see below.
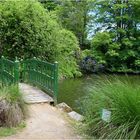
[0,0,81,78]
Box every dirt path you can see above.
[2,103,82,140]
[0,83,83,140]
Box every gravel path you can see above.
[2,104,82,140]
[1,83,83,140]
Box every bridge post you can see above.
[14,57,19,84]
[54,61,58,105]
[20,59,24,82]
[1,56,4,85]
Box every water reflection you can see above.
[58,74,140,113]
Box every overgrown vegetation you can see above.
[41,0,90,48]
[81,77,140,139]
[89,0,140,73]
[0,122,25,137]
[0,0,139,138]
[57,29,82,78]
[0,85,26,127]
[1,0,139,76]
[0,0,81,78]
[40,0,140,73]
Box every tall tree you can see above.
[39,0,59,11]
[91,0,140,72]
[56,0,90,49]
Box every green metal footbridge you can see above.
[0,56,58,104]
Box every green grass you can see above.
[0,122,26,137]
[81,76,140,139]
[0,85,27,137]
[0,85,22,101]
[0,85,27,127]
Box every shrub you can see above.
[91,32,140,73]
[81,77,140,139]
[0,0,52,60]
[0,86,26,127]
[56,29,82,78]
[80,56,105,73]
[91,32,120,67]
[0,0,81,78]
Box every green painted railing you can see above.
[22,58,58,103]
[0,56,19,85]
[0,56,58,103]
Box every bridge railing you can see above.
[22,58,58,103]
[0,56,19,85]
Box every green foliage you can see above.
[56,0,90,48]
[81,49,92,59]
[0,122,25,137]
[56,29,82,78]
[0,85,26,127]
[0,127,16,137]
[88,0,140,73]
[0,0,81,78]
[0,85,23,103]
[92,32,112,47]
[81,77,140,139]
[91,31,140,72]
[91,32,119,65]
[39,0,58,11]
[0,0,53,60]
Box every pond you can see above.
[58,74,140,113]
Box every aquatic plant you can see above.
[81,77,140,139]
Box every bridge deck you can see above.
[19,83,54,104]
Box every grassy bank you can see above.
[81,77,140,139]
[0,122,26,137]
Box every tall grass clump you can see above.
[81,77,140,139]
[0,85,26,127]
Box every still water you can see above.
[58,74,140,113]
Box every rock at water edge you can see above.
[68,111,84,121]
[56,102,72,113]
